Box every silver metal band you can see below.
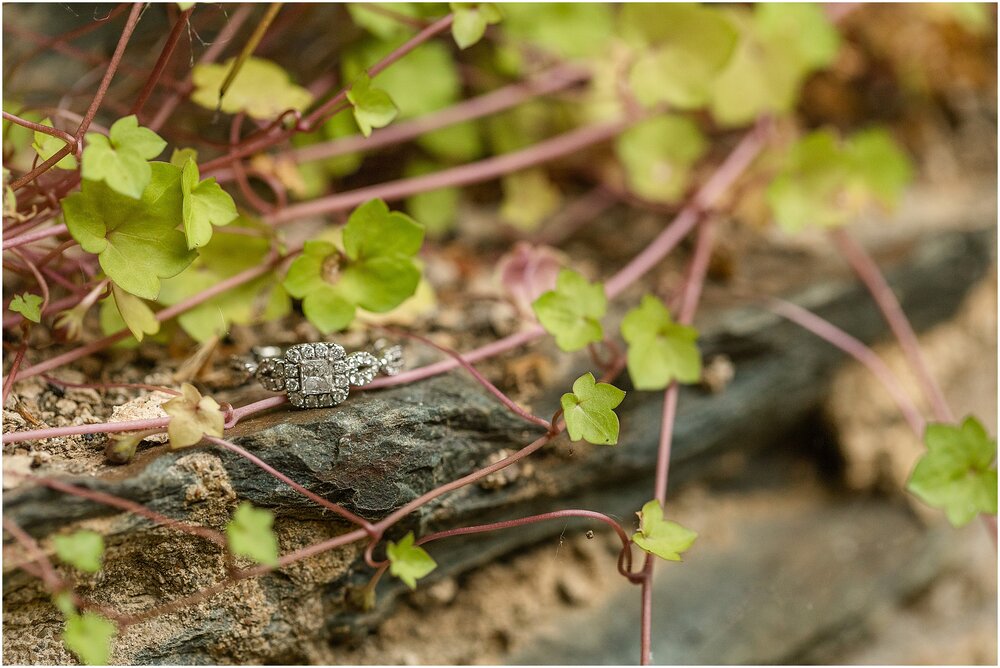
[246,340,403,409]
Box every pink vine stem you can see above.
[639,217,717,665]
[130,6,194,118]
[264,119,630,225]
[280,64,589,166]
[9,2,144,191]
[829,227,953,423]
[205,436,376,532]
[767,297,926,437]
[196,14,456,175]
[149,5,254,131]
[15,252,291,381]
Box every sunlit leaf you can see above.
[561,372,625,445]
[192,57,313,120]
[226,501,279,566]
[386,531,437,589]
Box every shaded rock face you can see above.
[2,229,994,664]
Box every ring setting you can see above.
[246,341,403,408]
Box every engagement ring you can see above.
[244,340,403,408]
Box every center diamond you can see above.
[300,359,335,395]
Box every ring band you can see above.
[245,340,403,409]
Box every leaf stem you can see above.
[829,227,952,423]
[766,297,926,437]
[205,436,376,532]
[263,119,630,225]
[130,6,195,118]
[10,2,145,191]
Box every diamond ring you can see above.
[244,340,403,408]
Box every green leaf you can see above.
[907,416,998,527]
[343,198,424,260]
[192,57,313,120]
[347,3,420,39]
[81,115,166,199]
[302,286,357,333]
[386,531,437,589]
[282,201,425,332]
[225,501,279,566]
[111,284,159,342]
[170,147,198,168]
[63,612,116,666]
[32,119,77,169]
[180,158,238,249]
[621,294,701,390]
[177,2,195,10]
[621,4,738,110]
[500,3,612,61]
[417,120,483,162]
[500,168,561,231]
[157,221,289,342]
[344,41,461,120]
[844,128,914,208]
[9,292,42,323]
[162,382,225,448]
[616,116,707,203]
[347,72,398,137]
[709,4,839,127]
[451,3,502,49]
[53,530,104,573]
[560,372,626,445]
[63,162,196,299]
[404,159,459,236]
[632,499,697,562]
[532,268,606,352]
[766,128,913,233]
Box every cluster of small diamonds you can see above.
[344,351,380,386]
[377,344,404,376]
[254,358,286,391]
[283,342,349,408]
[269,341,406,409]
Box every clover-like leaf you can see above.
[158,220,289,342]
[32,119,77,170]
[709,4,839,127]
[621,4,738,110]
[63,162,195,299]
[347,72,398,137]
[343,41,461,121]
[81,115,166,199]
[532,269,606,352]
[53,530,104,573]
[180,158,238,249]
[561,372,625,445]
[621,294,701,390]
[225,501,279,566]
[616,116,707,203]
[63,611,116,666]
[499,168,561,231]
[451,2,502,49]
[907,416,998,527]
[161,382,224,448]
[767,128,913,233]
[283,200,424,333]
[386,531,437,590]
[632,499,697,562]
[9,292,42,323]
[192,56,313,120]
[110,284,159,342]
